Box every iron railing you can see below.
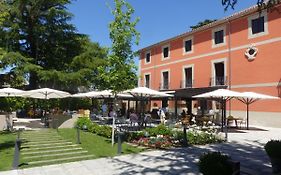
[159,82,170,90]
[180,79,193,88]
[210,76,227,86]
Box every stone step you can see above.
[22,147,83,155]
[23,150,88,159]
[22,144,79,151]
[21,133,59,137]
[21,136,62,140]
[22,139,67,145]
[22,141,73,147]
[28,155,95,165]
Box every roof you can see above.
[138,1,278,53]
[175,86,227,99]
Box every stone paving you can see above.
[1,126,280,175]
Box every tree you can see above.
[190,19,217,30]
[97,0,140,146]
[97,0,140,93]
[0,0,107,91]
[222,0,281,11]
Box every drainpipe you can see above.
[227,19,232,117]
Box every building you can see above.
[138,3,281,127]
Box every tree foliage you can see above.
[190,19,217,30]
[222,0,281,11]
[97,0,140,93]
[0,0,107,91]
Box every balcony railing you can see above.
[159,82,170,90]
[210,76,227,86]
[180,79,193,88]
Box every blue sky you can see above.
[67,0,257,52]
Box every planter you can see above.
[270,157,281,174]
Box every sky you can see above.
[67,0,257,53]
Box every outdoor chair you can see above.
[237,118,247,129]
[227,115,239,128]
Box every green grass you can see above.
[0,131,16,171]
[57,128,145,158]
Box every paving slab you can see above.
[1,126,280,175]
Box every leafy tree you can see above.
[222,0,280,11]
[190,19,217,30]
[0,0,107,91]
[97,0,140,93]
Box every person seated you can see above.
[129,111,138,125]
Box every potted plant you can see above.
[264,140,281,174]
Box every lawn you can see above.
[57,128,145,158]
[0,131,16,171]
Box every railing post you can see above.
[117,131,122,155]
[12,130,21,169]
[182,125,188,147]
[76,127,81,144]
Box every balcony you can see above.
[210,76,227,86]
[159,82,170,90]
[180,79,193,88]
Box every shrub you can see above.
[96,125,112,138]
[75,117,92,129]
[187,125,222,145]
[198,152,232,175]
[145,124,173,137]
[171,130,185,145]
[264,140,281,158]
[124,131,145,142]
[88,123,100,133]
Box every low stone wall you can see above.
[0,113,13,131]
[229,110,281,128]
[48,114,72,129]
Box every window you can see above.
[161,71,169,90]
[145,51,151,64]
[248,11,268,39]
[182,64,194,88]
[183,36,193,54]
[144,74,150,88]
[251,16,264,34]
[184,67,193,88]
[162,45,170,59]
[212,26,226,48]
[214,30,224,44]
[211,58,227,86]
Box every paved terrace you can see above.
[1,126,280,175]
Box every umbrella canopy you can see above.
[193,89,243,100]
[0,88,25,97]
[123,87,173,98]
[236,91,279,130]
[22,88,70,99]
[72,90,133,99]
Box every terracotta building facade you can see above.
[138,4,281,127]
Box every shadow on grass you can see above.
[0,141,15,151]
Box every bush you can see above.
[186,125,222,145]
[96,125,112,138]
[264,140,281,158]
[75,117,92,129]
[198,152,232,175]
[124,131,145,142]
[145,124,173,137]
[75,118,112,138]
[171,130,185,145]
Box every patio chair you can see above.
[237,118,247,129]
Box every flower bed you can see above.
[132,135,172,149]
